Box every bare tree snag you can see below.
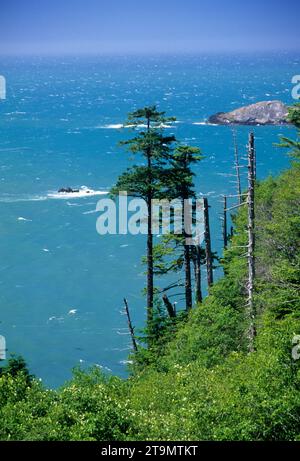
[193,246,203,303]
[247,132,256,352]
[204,197,213,288]
[233,129,242,205]
[123,298,138,352]
[223,195,228,250]
[162,294,177,318]
[183,198,193,311]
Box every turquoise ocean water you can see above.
[0,53,298,387]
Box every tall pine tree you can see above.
[153,145,203,311]
[111,106,176,334]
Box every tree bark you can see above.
[147,197,154,326]
[183,198,193,311]
[204,197,213,288]
[233,129,242,205]
[146,116,154,328]
[184,244,193,310]
[162,294,176,318]
[193,246,202,303]
[223,195,228,250]
[123,298,138,353]
[247,132,256,352]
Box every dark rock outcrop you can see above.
[208,100,289,125]
[58,187,80,193]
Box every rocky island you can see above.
[208,100,289,125]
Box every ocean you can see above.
[0,53,298,387]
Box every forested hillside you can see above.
[0,106,299,441]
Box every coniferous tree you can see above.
[111,106,176,334]
[169,146,203,310]
[153,145,203,311]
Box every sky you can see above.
[0,0,299,55]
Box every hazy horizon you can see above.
[0,0,299,56]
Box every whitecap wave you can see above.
[97,123,124,129]
[17,217,32,222]
[120,360,133,365]
[96,123,176,130]
[0,187,108,203]
[47,316,64,323]
[66,202,84,207]
[0,195,48,203]
[82,209,98,215]
[193,121,218,126]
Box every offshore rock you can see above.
[208,100,289,125]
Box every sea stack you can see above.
[208,100,289,125]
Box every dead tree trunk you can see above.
[123,298,138,353]
[162,294,176,318]
[146,187,154,330]
[183,244,192,310]
[193,246,203,303]
[247,132,256,352]
[146,116,154,332]
[204,197,213,288]
[252,133,257,180]
[183,199,193,311]
[222,195,228,250]
[233,129,242,205]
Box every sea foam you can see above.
[47,186,108,200]
[17,217,32,222]
[0,187,107,203]
[96,123,176,130]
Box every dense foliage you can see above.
[1,107,300,441]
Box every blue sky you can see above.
[0,0,299,55]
